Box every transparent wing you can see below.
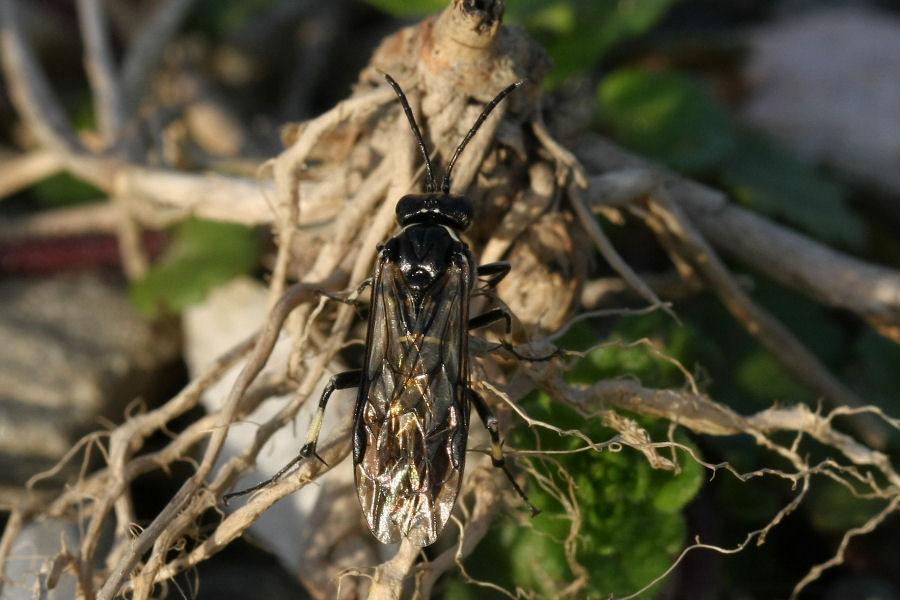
[353,255,471,546]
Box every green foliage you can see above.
[30,173,104,207]
[450,314,704,598]
[130,218,258,318]
[843,329,900,419]
[721,133,863,248]
[598,67,737,173]
[568,311,701,389]
[451,394,703,598]
[735,350,808,400]
[506,0,677,84]
[365,0,446,17]
[189,0,274,34]
[806,477,883,535]
[597,67,863,247]
[672,290,811,412]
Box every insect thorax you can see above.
[382,223,472,306]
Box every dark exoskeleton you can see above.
[226,74,538,547]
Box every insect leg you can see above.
[317,278,373,307]
[222,369,360,504]
[476,261,510,289]
[471,263,563,360]
[299,369,361,464]
[468,307,510,332]
[469,308,563,362]
[223,453,305,504]
[469,389,540,517]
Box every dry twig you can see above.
[577,136,900,343]
[75,0,124,146]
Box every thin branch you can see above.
[120,0,199,116]
[531,368,900,490]
[111,164,275,225]
[790,494,900,599]
[0,0,82,152]
[585,168,657,208]
[367,541,420,600]
[75,0,125,145]
[577,134,900,343]
[113,195,148,278]
[579,271,701,309]
[0,509,24,598]
[0,150,62,200]
[639,188,888,447]
[568,181,677,322]
[268,81,396,295]
[531,116,588,189]
[72,331,259,598]
[127,298,361,592]
[418,462,503,597]
[96,276,341,599]
[125,426,351,592]
[530,110,676,322]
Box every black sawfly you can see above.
[225,74,540,547]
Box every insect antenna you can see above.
[383,73,437,193]
[441,79,524,194]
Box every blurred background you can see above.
[2,0,900,598]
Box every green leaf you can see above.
[130,218,258,318]
[598,67,736,172]
[30,173,103,207]
[567,311,701,390]
[843,330,900,418]
[653,437,704,513]
[722,133,863,248]
[507,0,678,84]
[736,350,809,402]
[679,279,841,407]
[753,281,847,367]
[189,0,274,34]
[806,478,882,535]
[364,0,446,17]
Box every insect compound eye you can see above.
[395,194,473,231]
